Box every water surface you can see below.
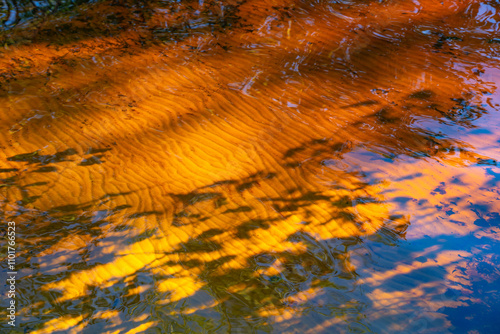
[1,0,500,333]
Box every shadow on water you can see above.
[1,146,411,333]
[0,0,499,333]
[1,0,244,46]
[1,125,499,333]
[1,0,93,28]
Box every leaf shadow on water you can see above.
[1,130,499,333]
[0,0,496,173]
[0,142,393,331]
[1,0,245,50]
[1,40,499,334]
[1,0,500,333]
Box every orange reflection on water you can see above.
[1,0,500,333]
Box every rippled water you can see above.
[1,0,500,333]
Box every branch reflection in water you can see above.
[0,0,500,333]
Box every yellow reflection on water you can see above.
[1,0,500,333]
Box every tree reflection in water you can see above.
[1,0,500,333]
[2,147,410,333]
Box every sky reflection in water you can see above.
[1,0,500,333]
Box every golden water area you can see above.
[1,0,500,332]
